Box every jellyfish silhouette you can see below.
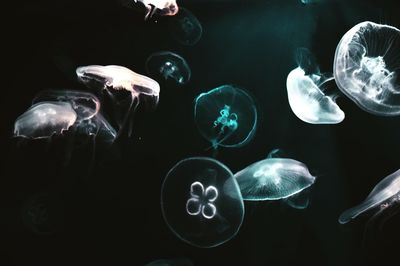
[168,7,202,46]
[161,157,244,248]
[145,51,191,85]
[286,48,345,124]
[234,157,316,201]
[194,85,258,150]
[76,65,160,138]
[334,21,400,116]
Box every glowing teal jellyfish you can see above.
[234,157,316,201]
[286,48,345,124]
[194,85,257,149]
[334,21,400,116]
[161,157,244,248]
[168,7,202,46]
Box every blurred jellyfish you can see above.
[300,0,320,4]
[168,7,202,46]
[234,158,316,201]
[146,258,193,266]
[76,65,160,137]
[128,0,178,20]
[145,51,191,85]
[334,21,400,116]
[194,85,258,149]
[339,169,400,225]
[14,102,77,139]
[21,193,64,235]
[286,48,345,124]
[161,157,244,248]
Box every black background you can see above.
[3,0,400,265]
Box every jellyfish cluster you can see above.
[10,0,400,262]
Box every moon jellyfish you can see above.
[161,157,244,248]
[339,169,400,225]
[194,85,258,149]
[334,21,400,115]
[146,258,193,266]
[168,7,202,46]
[234,158,316,201]
[14,102,77,139]
[131,0,178,20]
[145,51,191,85]
[76,65,160,137]
[287,48,345,124]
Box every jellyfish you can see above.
[76,65,160,137]
[21,193,64,235]
[339,169,400,225]
[145,51,191,85]
[145,258,193,266]
[161,157,244,248]
[14,102,77,139]
[286,48,345,124]
[168,7,202,46]
[334,21,400,116]
[234,158,316,201]
[194,85,258,150]
[129,0,178,20]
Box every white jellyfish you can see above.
[129,0,178,20]
[334,21,400,116]
[286,48,345,124]
[234,157,316,201]
[76,65,160,138]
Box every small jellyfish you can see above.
[145,51,191,85]
[76,65,160,137]
[339,169,400,225]
[14,102,77,139]
[130,0,178,20]
[161,157,244,248]
[334,21,400,116]
[234,158,316,201]
[286,48,345,124]
[194,85,258,149]
[146,258,193,266]
[168,7,202,46]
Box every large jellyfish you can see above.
[14,102,77,139]
[286,48,345,124]
[334,21,400,115]
[168,7,202,46]
[76,65,160,137]
[234,158,316,201]
[161,157,244,248]
[145,51,191,85]
[128,0,178,20]
[194,85,258,149]
[339,169,400,225]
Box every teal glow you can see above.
[194,85,257,149]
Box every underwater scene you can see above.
[3,0,400,265]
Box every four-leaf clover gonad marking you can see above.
[186,181,218,219]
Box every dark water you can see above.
[3,0,400,265]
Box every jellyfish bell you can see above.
[234,158,316,201]
[161,157,244,248]
[334,21,400,116]
[145,258,193,266]
[339,169,400,225]
[76,65,160,137]
[287,47,345,124]
[145,51,191,85]
[33,90,100,121]
[119,0,178,20]
[14,101,77,139]
[194,85,258,149]
[167,7,202,46]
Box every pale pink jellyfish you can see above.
[76,65,160,137]
[126,0,178,20]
